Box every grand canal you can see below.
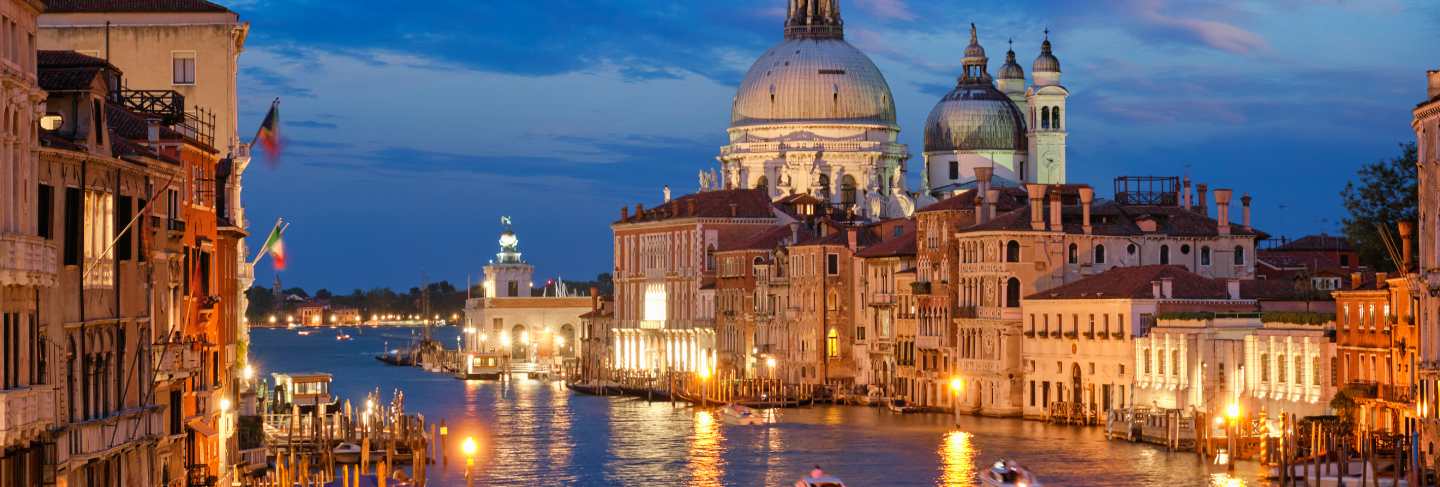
[252,326,1270,486]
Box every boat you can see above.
[336,333,352,341]
[297,330,313,336]
[887,398,918,414]
[333,442,361,464]
[794,466,846,487]
[978,459,1042,487]
[720,403,765,426]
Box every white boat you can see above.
[297,330,313,336]
[978,459,1042,487]
[794,466,846,487]
[720,403,765,426]
[333,442,361,464]
[887,398,918,414]
[336,333,352,341]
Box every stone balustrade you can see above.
[0,233,57,287]
[0,385,58,446]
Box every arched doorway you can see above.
[511,325,528,360]
[1071,363,1082,407]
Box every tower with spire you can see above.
[483,216,534,298]
[1026,29,1069,184]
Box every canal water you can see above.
[252,326,1268,486]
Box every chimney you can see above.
[1182,176,1192,209]
[635,203,644,217]
[1214,189,1232,236]
[847,227,858,250]
[974,166,993,196]
[620,206,629,220]
[1196,184,1209,216]
[1078,186,1094,234]
[729,203,738,217]
[985,189,999,225]
[1429,70,1440,100]
[1399,221,1415,272]
[1048,189,1062,232]
[1241,194,1252,228]
[663,185,672,202]
[688,199,697,215]
[1352,272,1364,290]
[146,118,161,144]
[1226,278,1241,300]
[1377,272,1388,285]
[1026,184,1046,231]
[789,221,801,244]
[1151,281,1163,299]
[975,191,989,224]
[590,286,600,311]
[1160,277,1174,299]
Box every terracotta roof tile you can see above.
[43,0,231,13]
[918,187,1029,213]
[1274,234,1352,252]
[1027,265,1231,300]
[616,188,774,224]
[719,224,815,252]
[856,230,915,258]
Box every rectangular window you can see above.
[83,190,115,288]
[137,198,147,262]
[115,196,132,261]
[63,187,81,265]
[826,253,839,275]
[1029,380,1035,406]
[92,99,104,145]
[172,52,196,85]
[37,184,53,239]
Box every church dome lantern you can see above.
[923,24,1027,153]
[1032,31,1062,86]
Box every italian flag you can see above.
[261,222,286,270]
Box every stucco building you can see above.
[464,223,588,376]
[1413,68,1440,461]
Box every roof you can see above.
[42,0,231,13]
[1273,234,1352,252]
[1028,265,1231,300]
[918,186,1029,213]
[37,50,115,92]
[731,38,897,128]
[616,189,775,224]
[856,230,916,258]
[718,224,815,252]
[106,104,183,164]
[966,198,1260,238]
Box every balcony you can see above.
[154,345,203,381]
[1064,331,1078,339]
[0,233,58,287]
[910,282,932,295]
[0,386,58,446]
[916,335,941,350]
[868,293,895,307]
[64,405,165,461]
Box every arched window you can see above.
[1005,278,1021,308]
[1200,246,1211,266]
[840,175,858,206]
[949,160,959,180]
[1171,350,1180,376]
[1067,243,1078,264]
[1041,106,1051,129]
[826,328,839,358]
[1094,244,1107,264]
[1006,241,1021,262]
[1127,243,1137,256]
[1233,245,1245,266]
[1052,107,1061,130]
[1159,245,1170,265]
[818,174,831,199]
[755,175,768,191]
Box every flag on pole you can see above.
[256,219,287,270]
[254,98,282,164]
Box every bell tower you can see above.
[483,216,534,298]
[1026,30,1069,184]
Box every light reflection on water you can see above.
[252,327,1271,486]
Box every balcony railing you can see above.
[910,282,932,295]
[0,233,58,287]
[64,405,165,460]
[868,293,895,306]
[154,345,202,381]
[0,386,58,446]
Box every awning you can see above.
[186,416,218,437]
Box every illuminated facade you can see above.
[1413,68,1440,461]
[465,222,588,374]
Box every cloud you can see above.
[1126,0,1269,54]
[289,120,338,129]
[241,65,315,98]
[855,0,917,21]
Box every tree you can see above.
[1340,142,1418,271]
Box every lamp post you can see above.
[950,377,963,426]
[766,357,777,398]
[699,367,711,407]
[461,436,478,487]
[1226,401,1240,472]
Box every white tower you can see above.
[1025,31,1068,184]
[483,217,533,298]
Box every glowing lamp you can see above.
[219,398,232,412]
[461,437,478,456]
[765,357,776,368]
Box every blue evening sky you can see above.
[225,0,1439,292]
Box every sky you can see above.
[224,0,1440,293]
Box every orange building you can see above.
[1333,269,1420,436]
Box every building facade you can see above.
[464,223,588,375]
[1413,68,1440,461]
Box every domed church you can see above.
[922,25,1069,199]
[714,0,1072,217]
[718,0,914,220]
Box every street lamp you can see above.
[461,436,478,487]
[1225,402,1240,472]
[950,377,963,426]
[242,364,255,382]
[699,367,712,407]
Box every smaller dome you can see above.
[1033,38,1061,73]
[998,48,1024,80]
[963,23,986,62]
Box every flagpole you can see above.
[250,218,286,267]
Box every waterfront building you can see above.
[1024,266,1253,420]
[0,0,53,483]
[610,189,781,377]
[297,301,328,326]
[855,226,915,394]
[1413,68,1440,461]
[921,26,1068,196]
[718,0,912,220]
[464,222,589,376]
[577,294,614,382]
[713,224,808,379]
[1332,268,1420,436]
[1259,234,1362,272]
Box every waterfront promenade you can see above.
[253,326,1267,486]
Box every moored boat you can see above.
[887,398,918,414]
[978,459,1042,487]
[333,442,361,464]
[794,466,846,487]
[720,403,765,425]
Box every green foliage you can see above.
[1340,142,1418,271]
[1260,311,1335,325]
[1157,312,1215,321]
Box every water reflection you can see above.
[938,430,975,486]
[689,411,724,485]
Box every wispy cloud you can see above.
[1126,0,1269,54]
[855,0,917,21]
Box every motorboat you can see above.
[978,459,1042,487]
[887,398,918,414]
[720,403,765,426]
[794,466,846,487]
[336,333,352,341]
[333,442,361,464]
[297,330,313,336]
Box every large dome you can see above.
[923,82,1027,153]
[730,38,897,129]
